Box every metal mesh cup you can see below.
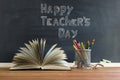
[75,49,91,69]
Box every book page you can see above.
[12,39,44,67]
[41,65,71,70]
[42,47,67,66]
[10,65,41,70]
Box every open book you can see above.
[10,39,71,70]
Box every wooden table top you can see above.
[0,67,120,80]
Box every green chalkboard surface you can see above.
[0,0,120,62]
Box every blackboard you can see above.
[0,0,120,62]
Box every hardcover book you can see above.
[10,39,71,70]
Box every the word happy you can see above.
[40,3,90,27]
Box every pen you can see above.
[73,39,81,50]
[81,42,85,50]
[90,39,95,49]
[86,40,90,49]
[73,45,83,61]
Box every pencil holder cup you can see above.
[74,49,91,69]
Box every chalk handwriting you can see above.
[40,3,74,16]
[58,28,78,39]
[40,3,91,39]
[41,16,90,27]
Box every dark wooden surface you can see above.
[0,67,120,80]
